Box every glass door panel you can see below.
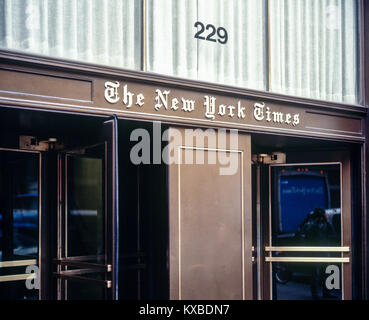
[271,164,341,247]
[0,150,40,300]
[57,144,109,300]
[66,149,105,259]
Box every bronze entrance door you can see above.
[167,127,253,300]
[261,150,352,300]
[55,117,119,300]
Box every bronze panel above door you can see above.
[168,128,252,300]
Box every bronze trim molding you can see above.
[0,50,366,144]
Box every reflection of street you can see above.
[275,272,341,300]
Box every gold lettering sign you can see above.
[103,81,301,127]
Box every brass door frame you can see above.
[262,152,352,300]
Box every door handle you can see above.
[265,257,350,263]
[265,246,350,252]
[0,259,38,282]
[55,273,112,288]
[264,246,350,263]
[54,259,112,272]
[0,259,37,268]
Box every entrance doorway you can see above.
[0,108,170,300]
[0,108,119,300]
[55,117,118,300]
[253,143,353,300]
[0,107,359,300]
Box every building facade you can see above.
[0,0,368,300]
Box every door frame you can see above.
[55,116,119,300]
[260,150,352,300]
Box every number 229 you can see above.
[194,21,228,44]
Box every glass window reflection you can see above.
[67,156,104,258]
